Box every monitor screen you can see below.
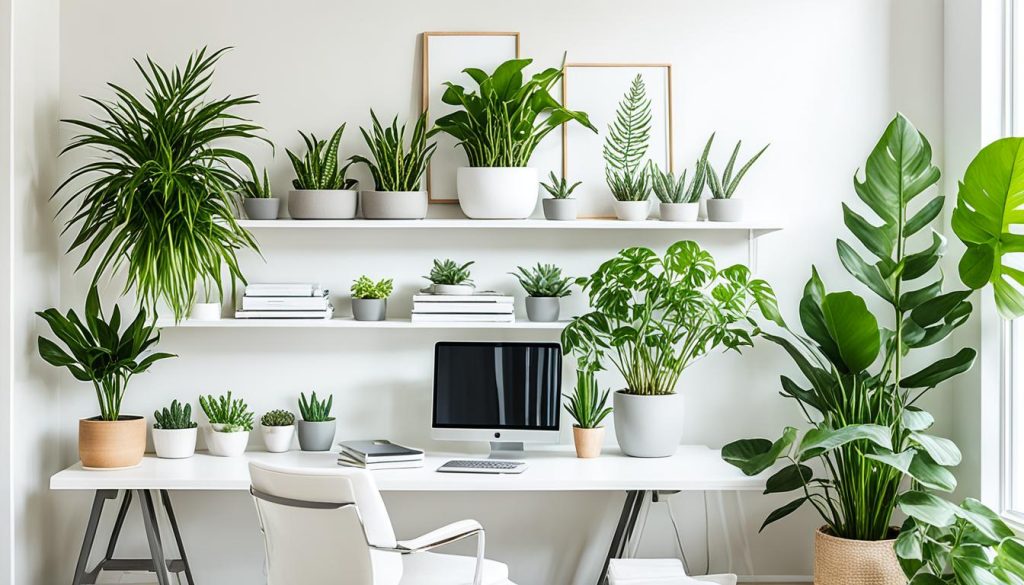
[433,342,562,431]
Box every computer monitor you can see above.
[431,341,562,453]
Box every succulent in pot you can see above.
[540,172,581,221]
[651,134,714,222]
[260,409,296,453]
[705,139,768,222]
[562,242,777,458]
[240,167,280,220]
[423,258,474,295]
[37,286,176,469]
[286,124,359,219]
[564,369,612,459]
[430,56,596,219]
[200,391,254,457]
[297,391,335,452]
[605,75,653,221]
[510,263,572,322]
[152,400,199,459]
[350,110,437,219]
[350,276,393,321]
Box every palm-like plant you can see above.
[510,263,572,298]
[287,124,357,190]
[604,75,653,202]
[350,111,437,191]
[55,47,265,322]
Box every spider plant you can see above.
[287,124,357,190]
[55,47,265,322]
[350,110,437,192]
[541,171,582,200]
[510,263,572,298]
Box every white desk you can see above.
[50,446,767,585]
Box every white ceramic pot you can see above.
[612,391,685,457]
[613,200,651,221]
[360,190,428,219]
[261,424,295,454]
[190,302,221,321]
[456,167,539,219]
[431,284,475,296]
[706,198,745,222]
[659,202,700,222]
[288,189,358,219]
[542,198,577,221]
[152,427,198,459]
[205,427,250,457]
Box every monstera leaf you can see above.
[952,137,1024,319]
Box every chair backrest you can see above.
[249,461,402,585]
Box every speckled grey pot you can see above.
[288,190,358,219]
[243,198,281,220]
[352,298,387,321]
[297,419,336,452]
[525,297,560,322]
[542,199,577,221]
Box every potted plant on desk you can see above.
[705,140,768,222]
[287,124,359,219]
[561,241,777,457]
[424,258,475,296]
[510,263,572,322]
[36,286,176,469]
[540,172,581,221]
[260,410,295,453]
[351,275,393,321]
[350,110,437,219]
[200,391,254,457]
[152,400,198,459]
[564,369,611,458]
[297,391,335,452]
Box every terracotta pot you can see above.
[79,416,147,469]
[814,526,904,585]
[573,426,605,458]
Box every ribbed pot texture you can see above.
[814,527,904,585]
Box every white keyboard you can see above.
[437,459,527,474]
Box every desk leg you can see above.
[72,490,118,585]
[160,490,195,585]
[139,490,173,585]
[597,490,649,585]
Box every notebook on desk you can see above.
[337,440,424,463]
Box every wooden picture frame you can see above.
[561,63,674,219]
[421,32,521,203]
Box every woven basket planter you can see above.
[814,527,904,585]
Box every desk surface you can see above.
[50,446,765,492]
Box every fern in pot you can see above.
[350,276,393,321]
[240,167,279,221]
[351,110,437,219]
[152,400,198,459]
[540,172,582,221]
[287,124,359,219]
[200,392,254,457]
[705,139,768,222]
[651,134,714,222]
[297,392,335,451]
[562,241,778,457]
[510,263,572,322]
[605,75,653,221]
[431,57,596,219]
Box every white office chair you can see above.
[248,461,515,585]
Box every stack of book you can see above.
[234,283,333,320]
[337,440,425,470]
[411,292,514,323]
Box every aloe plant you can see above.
[199,391,254,431]
[350,110,437,192]
[650,134,715,204]
[287,124,357,190]
[510,263,572,298]
[298,391,334,422]
[425,259,474,286]
[706,140,768,199]
[564,369,612,429]
[154,400,197,430]
[541,171,582,200]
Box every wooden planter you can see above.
[79,416,146,469]
[814,527,904,585]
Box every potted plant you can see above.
[190,285,223,321]
[564,369,612,459]
[562,242,776,457]
[286,124,359,219]
[423,259,474,295]
[240,167,280,220]
[605,75,653,221]
[55,47,264,323]
[720,116,976,584]
[350,110,437,219]
[152,400,198,459]
[297,391,335,452]
[200,392,254,457]
[540,172,581,221]
[36,286,175,469]
[260,410,296,454]
[510,263,572,322]
[705,140,768,222]
[650,134,714,222]
[431,56,597,219]
[351,276,393,321]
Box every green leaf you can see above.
[798,424,893,458]
[722,427,797,476]
[843,203,893,260]
[763,464,813,495]
[759,497,807,532]
[820,291,880,372]
[911,432,962,466]
[900,348,977,388]
[996,538,1024,577]
[911,290,972,328]
[952,556,1005,585]
[903,408,935,431]
[908,574,948,585]
[908,452,957,491]
[899,491,957,527]
[906,196,946,236]
[836,239,894,302]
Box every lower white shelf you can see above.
[157,317,567,330]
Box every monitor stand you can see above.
[489,441,525,459]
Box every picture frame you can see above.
[561,63,674,218]
[421,32,521,203]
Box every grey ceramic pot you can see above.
[659,202,699,222]
[706,198,745,222]
[297,419,336,452]
[360,191,428,219]
[243,198,281,220]
[542,199,577,221]
[288,190,358,219]
[352,298,387,321]
[525,296,560,322]
[612,391,684,457]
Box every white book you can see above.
[411,313,515,323]
[412,292,513,304]
[337,453,425,470]
[234,307,334,319]
[242,295,330,311]
[246,283,324,297]
[412,302,514,314]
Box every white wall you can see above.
[44,1,948,584]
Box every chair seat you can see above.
[399,552,512,585]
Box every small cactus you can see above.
[298,391,334,422]
[199,391,254,431]
[153,400,197,430]
[260,409,295,427]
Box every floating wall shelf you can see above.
[156,317,567,330]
